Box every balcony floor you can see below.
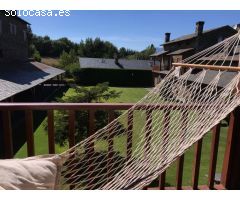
[147,184,226,190]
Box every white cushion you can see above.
[0,155,63,190]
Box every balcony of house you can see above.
[0,102,240,190]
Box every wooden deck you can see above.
[147,184,225,190]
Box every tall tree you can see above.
[128,44,156,60]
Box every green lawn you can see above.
[15,87,148,158]
[15,86,228,187]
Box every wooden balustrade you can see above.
[192,139,203,189]
[159,110,171,190]
[0,103,240,190]
[176,111,189,190]
[208,124,221,189]
[25,110,34,157]
[2,110,13,159]
[47,110,55,154]
[68,110,76,148]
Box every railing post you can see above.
[2,111,13,158]
[208,123,221,189]
[221,107,240,189]
[176,110,188,190]
[159,110,170,190]
[25,110,35,156]
[192,139,203,190]
[48,110,55,154]
[68,110,76,148]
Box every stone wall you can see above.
[0,12,28,63]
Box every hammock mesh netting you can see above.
[58,31,240,189]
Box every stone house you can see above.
[0,11,29,63]
[151,21,238,73]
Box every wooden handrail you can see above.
[0,103,134,110]
[172,62,240,72]
[0,102,212,111]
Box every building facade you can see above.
[79,57,153,87]
[0,11,29,63]
[151,21,238,72]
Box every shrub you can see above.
[51,83,122,146]
[59,50,79,81]
[59,50,78,68]
[33,50,41,62]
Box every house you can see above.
[0,11,65,102]
[151,21,238,74]
[79,57,153,87]
[0,11,29,63]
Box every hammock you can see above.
[2,32,240,190]
[56,31,240,189]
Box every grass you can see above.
[15,86,228,187]
[41,57,60,67]
[15,87,148,158]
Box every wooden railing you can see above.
[1,103,240,190]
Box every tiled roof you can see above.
[0,62,64,101]
[200,46,240,62]
[162,25,237,45]
[167,48,194,55]
[187,70,237,88]
[150,50,169,57]
[79,57,152,71]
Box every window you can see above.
[9,23,17,35]
[23,30,27,41]
[10,23,13,34]
[10,23,12,34]
[14,24,17,35]
[0,20,2,35]
[0,50,3,58]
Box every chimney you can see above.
[195,21,205,36]
[114,53,119,64]
[165,32,171,43]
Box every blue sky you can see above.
[21,10,240,51]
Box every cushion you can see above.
[0,155,64,190]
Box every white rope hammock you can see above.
[58,31,240,190]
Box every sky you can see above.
[21,10,240,51]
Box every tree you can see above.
[53,83,122,146]
[32,35,77,57]
[128,44,156,60]
[59,50,79,78]
[78,38,118,58]
[31,34,155,61]
[59,50,78,68]
[33,50,41,62]
[118,47,137,58]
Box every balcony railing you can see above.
[0,103,240,190]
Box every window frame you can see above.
[0,19,2,35]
